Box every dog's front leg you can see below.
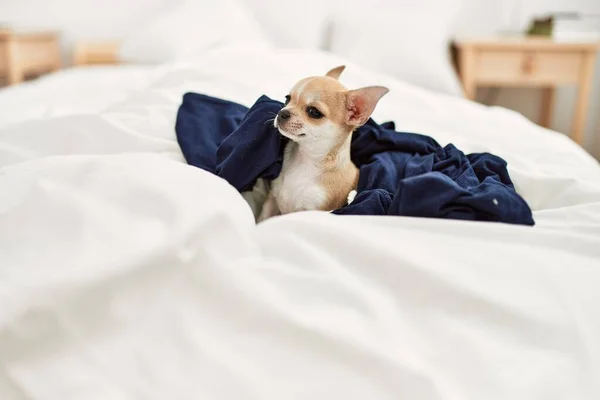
[257,194,280,223]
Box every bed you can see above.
[1,1,600,399]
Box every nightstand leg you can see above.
[50,38,62,72]
[539,86,554,128]
[458,46,477,100]
[7,67,24,85]
[571,52,596,146]
[6,38,23,85]
[463,80,477,101]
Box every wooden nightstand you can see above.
[72,41,120,66]
[454,37,600,145]
[0,29,62,86]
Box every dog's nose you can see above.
[278,109,291,120]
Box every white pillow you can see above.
[327,9,463,97]
[240,0,332,50]
[119,0,271,64]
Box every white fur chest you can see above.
[271,144,327,214]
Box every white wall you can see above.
[1,0,599,157]
[0,0,171,59]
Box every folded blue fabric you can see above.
[176,92,534,226]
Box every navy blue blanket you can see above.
[176,93,534,226]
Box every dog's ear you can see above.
[346,86,389,126]
[325,65,345,80]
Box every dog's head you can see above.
[274,66,389,144]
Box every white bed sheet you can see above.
[1,47,600,400]
[0,65,158,129]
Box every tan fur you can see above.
[257,66,388,222]
[319,156,360,211]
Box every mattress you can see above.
[1,46,599,400]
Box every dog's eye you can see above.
[284,95,291,105]
[307,107,323,119]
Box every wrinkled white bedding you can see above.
[1,46,600,400]
[0,65,158,128]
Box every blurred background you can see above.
[1,0,599,156]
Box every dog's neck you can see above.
[290,130,353,170]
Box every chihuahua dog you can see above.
[257,66,389,222]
